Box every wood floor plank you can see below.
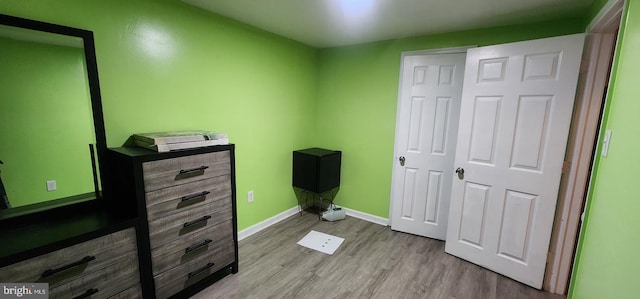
[192,213,565,299]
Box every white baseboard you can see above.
[237,206,389,241]
[238,206,299,241]
[342,207,389,226]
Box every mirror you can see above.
[0,14,107,216]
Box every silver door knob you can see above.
[399,156,405,166]
[455,167,464,179]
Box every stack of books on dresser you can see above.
[133,130,229,152]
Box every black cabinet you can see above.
[292,148,341,194]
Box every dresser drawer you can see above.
[0,228,136,287]
[49,252,138,299]
[145,175,232,222]
[148,199,232,249]
[109,284,142,299]
[154,242,235,299]
[151,220,233,275]
[142,151,231,192]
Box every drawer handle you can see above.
[181,191,211,202]
[185,239,213,254]
[73,288,99,299]
[183,215,211,228]
[179,166,209,174]
[41,255,95,278]
[188,262,215,278]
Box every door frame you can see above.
[543,0,623,294]
[388,46,475,227]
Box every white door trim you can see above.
[400,46,477,57]
[544,0,623,294]
[587,0,624,32]
[389,46,475,227]
[544,32,616,294]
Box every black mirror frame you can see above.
[0,14,109,221]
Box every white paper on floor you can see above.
[297,230,345,255]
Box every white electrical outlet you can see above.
[248,190,254,203]
[46,180,57,192]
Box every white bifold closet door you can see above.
[390,53,466,240]
[445,34,585,288]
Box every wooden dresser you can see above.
[0,220,141,298]
[107,145,238,299]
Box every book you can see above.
[134,138,229,152]
[133,131,208,145]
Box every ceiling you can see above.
[182,0,593,48]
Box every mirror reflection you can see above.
[0,24,97,208]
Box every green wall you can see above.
[0,37,95,207]
[0,0,318,230]
[315,18,585,218]
[569,1,640,298]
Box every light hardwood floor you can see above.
[193,213,565,299]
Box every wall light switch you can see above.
[248,190,254,203]
[601,130,612,157]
